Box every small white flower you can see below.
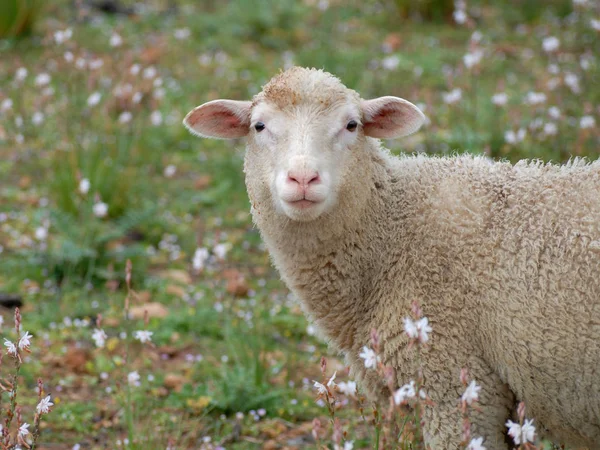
[382,55,400,71]
[213,243,230,260]
[461,380,481,405]
[416,317,432,343]
[4,339,17,356]
[313,380,327,395]
[337,380,357,396]
[132,92,143,104]
[164,165,176,178]
[453,9,468,24]
[506,419,536,445]
[18,423,30,437]
[564,72,580,93]
[87,92,102,107]
[359,346,379,369]
[15,67,28,82]
[150,110,163,126]
[327,371,337,389]
[18,331,32,350]
[32,112,45,126]
[128,371,141,386]
[35,227,48,241]
[504,128,527,144]
[548,106,561,119]
[1,98,13,111]
[393,381,416,405]
[89,59,104,70]
[130,64,141,75]
[143,66,157,79]
[404,317,418,339]
[174,28,191,40]
[79,178,90,195]
[524,91,547,105]
[467,437,486,450]
[491,92,508,106]
[134,330,153,344]
[343,441,354,450]
[591,19,600,31]
[92,328,107,348]
[64,51,74,62]
[93,202,108,218]
[35,73,51,87]
[580,115,595,129]
[192,247,210,271]
[53,28,72,44]
[110,33,123,47]
[543,122,557,136]
[36,395,54,414]
[118,111,132,124]
[463,49,483,69]
[542,36,559,52]
[442,88,462,104]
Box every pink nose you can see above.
[287,170,320,187]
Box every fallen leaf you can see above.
[130,302,169,319]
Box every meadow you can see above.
[0,0,598,448]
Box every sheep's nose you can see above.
[287,170,320,187]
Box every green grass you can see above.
[0,0,597,448]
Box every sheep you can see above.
[183,67,600,449]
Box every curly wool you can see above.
[250,145,600,449]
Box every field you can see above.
[0,0,598,448]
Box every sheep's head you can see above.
[184,67,425,222]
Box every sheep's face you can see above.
[183,67,425,222]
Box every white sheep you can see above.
[184,67,600,449]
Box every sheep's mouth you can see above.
[287,199,319,209]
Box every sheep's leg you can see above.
[421,358,514,449]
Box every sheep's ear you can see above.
[361,96,425,139]
[183,100,252,139]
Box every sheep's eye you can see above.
[254,122,265,132]
[346,120,358,132]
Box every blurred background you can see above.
[0,0,598,448]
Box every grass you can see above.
[0,0,598,448]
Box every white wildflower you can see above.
[143,66,157,79]
[79,178,90,195]
[504,128,527,144]
[442,88,462,104]
[110,33,123,47]
[580,115,596,129]
[127,371,141,386]
[543,122,557,136]
[313,380,327,395]
[327,371,337,389]
[4,339,17,356]
[1,98,13,111]
[93,202,108,218]
[404,317,432,343]
[35,73,51,87]
[174,28,191,40]
[453,9,468,24]
[463,49,483,69]
[32,112,44,126]
[359,346,379,369]
[471,30,483,43]
[130,64,141,75]
[337,381,357,396]
[134,330,153,344]
[404,317,418,339]
[87,92,102,107]
[18,423,30,437]
[150,110,163,126]
[548,106,561,119]
[35,227,48,241]
[524,92,546,105]
[36,395,54,414]
[542,36,559,52]
[467,437,486,450]
[393,381,416,405]
[213,243,230,260]
[492,92,508,106]
[118,111,132,124]
[564,72,580,93]
[192,247,210,271]
[461,380,481,405]
[53,28,72,44]
[132,92,143,104]
[64,51,74,62]
[506,419,536,445]
[18,331,32,350]
[382,55,400,71]
[15,67,28,82]
[164,165,176,178]
[92,328,107,348]
[591,19,600,31]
